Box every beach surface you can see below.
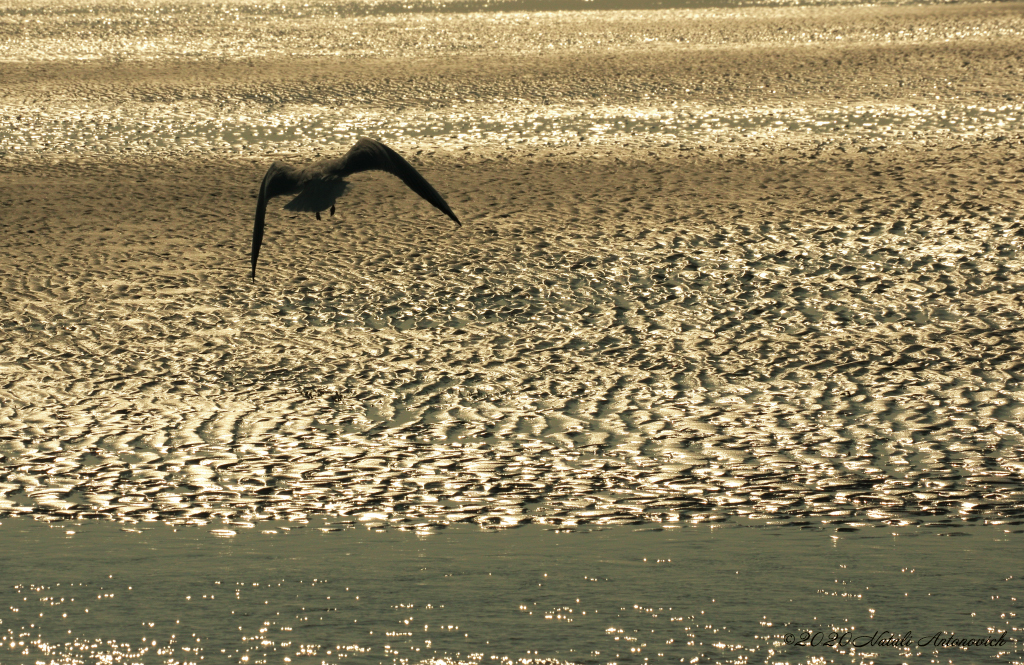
[2,0,1024,531]
[3,1,1024,663]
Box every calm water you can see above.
[1,520,1022,664]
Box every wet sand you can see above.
[2,1,1024,531]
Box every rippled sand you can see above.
[1,0,1023,530]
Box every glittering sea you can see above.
[2,0,1024,662]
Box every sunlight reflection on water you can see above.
[1,520,1022,664]
[3,102,1021,159]
[2,0,1019,63]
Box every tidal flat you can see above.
[1,0,1023,662]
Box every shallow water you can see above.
[1,0,1013,65]
[4,0,1024,160]
[4,101,1022,160]
[1,520,1022,664]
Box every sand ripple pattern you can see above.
[2,136,1023,529]
[2,0,1023,531]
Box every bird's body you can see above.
[251,137,461,281]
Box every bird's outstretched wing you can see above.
[250,139,461,282]
[251,162,300,281]
[329,138,462,228]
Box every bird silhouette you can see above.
[251,137,461,281]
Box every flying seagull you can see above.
[251,137,461,281]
